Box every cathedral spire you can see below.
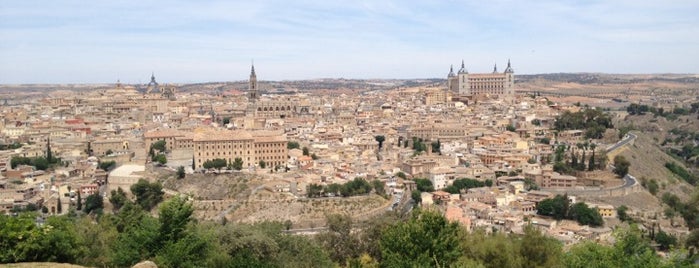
[448,65,455,77]
[505,59,514,73]
[248,62,258,102]
[493,63,498,73]
[458,60,467,74]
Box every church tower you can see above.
[245,63,259,118]
[247,64,258,102]
[146,72,159,94]
[504,59,515,95]
[457,60,470,95]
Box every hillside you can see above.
[622,131,694,197]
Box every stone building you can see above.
[91,139,131,156]
[244,65,312,119]
[143,128,288,169]
[144,73,176,100]
[447,60,514,96]
[192,130,287,169]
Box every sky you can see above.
[1,0,698,84]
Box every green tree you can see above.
[536,194,570,221]
[519,224,563,267]
[84,193,104,214]
[460,230,520,267]
[568,202,604,227]
[431,140,441,154]
[109,187,129,212]
[75,215,118,267]
[110,207,160,267]
[411,137,427,153]
[613,155,630,177]
[302,146,310,156]
[395,172,406,179]
[232,157,244,170]
[588,150,596,171]
[371,179,385,195]
[176,166,185,179]
[33,156,50,170]
[130,179,164,211]
[647,178,659,195]
[380,209,464,267]
[506,124,516,132]
[654,229,677,251]
[99,160,116,171]
[10,156,30,169]
[307,183,324,198]
[57,197,63,214]
[259,160,267,168]
[158,195,194,243]
[152,140,166,152]
[414,178,434,192]
[154,154,167,165]
[411,190,422,204]
[563,226,668,267]
[445,178,485,194]
[76,191,82,211]
[287,141,300,149]
[617,205,629,222]
[317,214,359,264]
[46,137,53,163]
[203,158,227,170]
[524,178,540,190]
[540,137,551,144]
[374,135,385,150]
[0,214,85,264]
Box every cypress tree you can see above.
[76,191,82,210]
[588,151,596,171]
[46,137,53,163]
[57,197,62,214]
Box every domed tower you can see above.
[146,72,159,94]
[504,59,514,95]
[457,60,470,95]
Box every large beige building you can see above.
[193,130,287,169]
[144,128,288,169]
[447,60,514,96]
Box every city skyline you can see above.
[1,0,698,84]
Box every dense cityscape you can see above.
[2,1,699,268]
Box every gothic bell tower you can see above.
[247,63,258,102]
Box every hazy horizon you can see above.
[2,1,698,84]
[1,71,699,86]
